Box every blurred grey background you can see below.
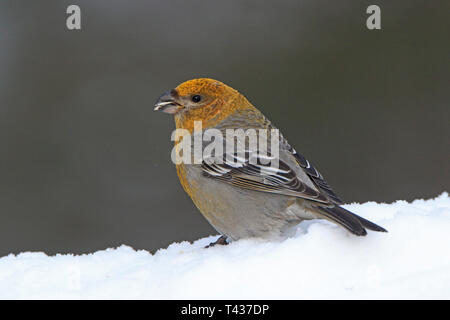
[0,1,448,255]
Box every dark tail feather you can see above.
[315,205,387,236]
[349,210,388,233]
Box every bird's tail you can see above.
[314,205,387,236]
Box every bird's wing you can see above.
[203,106,342,204]
[280,137,344,204]
[198,110,386,235]
[201,151,331,204]
[200,151,388,235]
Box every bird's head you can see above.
[154,78,250,131]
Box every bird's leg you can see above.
[205,235,229,248]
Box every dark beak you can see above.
[154,89,182,114]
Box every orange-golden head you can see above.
[154,78,254,132]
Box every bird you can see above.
[154,78,386,247]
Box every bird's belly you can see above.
[183,168,309,240]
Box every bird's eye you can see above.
[191,95,202,103]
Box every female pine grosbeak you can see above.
[155,78,386,246]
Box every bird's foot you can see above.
[205,235,229,248]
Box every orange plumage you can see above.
[173,78,255,133]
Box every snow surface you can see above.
[0,193,449,299]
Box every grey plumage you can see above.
[183,108,386,240]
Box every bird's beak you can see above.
[154,90,183,114]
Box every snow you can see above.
[0,193,449,299]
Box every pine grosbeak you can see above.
[154,78,386,246]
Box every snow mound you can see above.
[1,193,449,299]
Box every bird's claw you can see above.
[205,235,229,248]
